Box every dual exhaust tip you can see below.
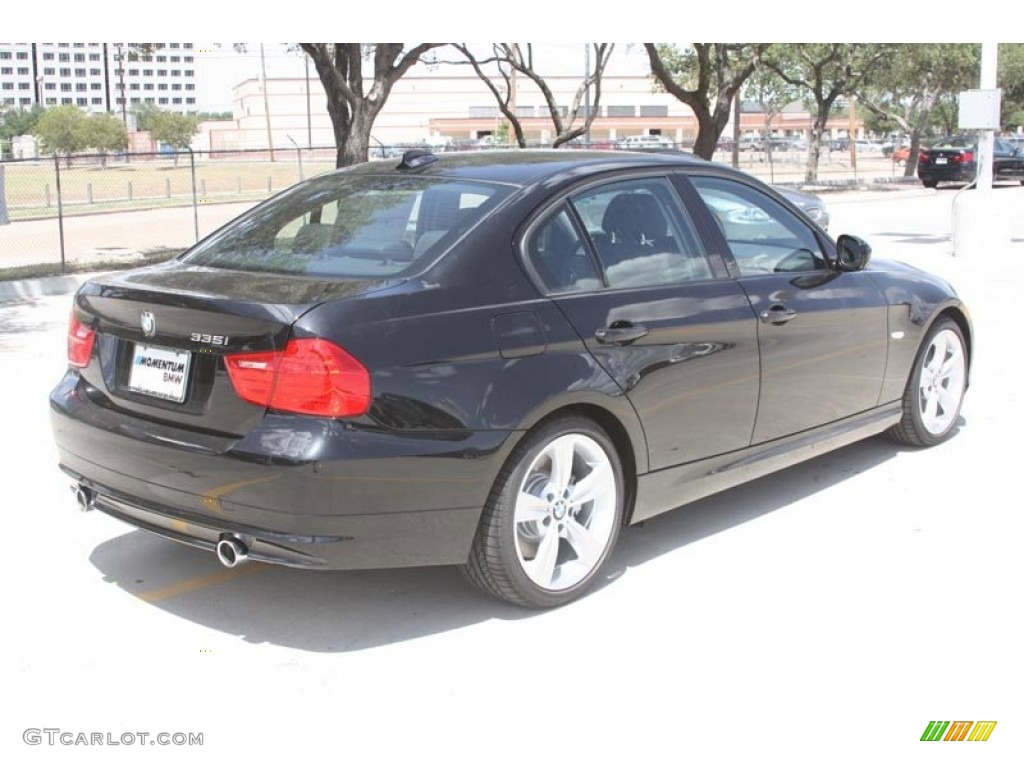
[72,484,249,568]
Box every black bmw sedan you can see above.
[917,135,1024,188]
[51,150,971,608]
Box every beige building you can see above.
[199,70,861,153]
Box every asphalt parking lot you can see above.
[3,185,1022,767]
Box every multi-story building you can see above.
[0,42,198,115]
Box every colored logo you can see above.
[140,311,156,338]
[921,721,996,742]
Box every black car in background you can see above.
[51,150,972,608]
[917,135,1024,188]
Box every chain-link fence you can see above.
[1,143,911,280]
[0,147,338,278]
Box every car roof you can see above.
[336,149,712,186]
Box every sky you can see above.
[191,44,656,113]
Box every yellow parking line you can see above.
[135,563,270,603]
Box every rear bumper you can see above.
[51,370,516,569]
[918,166,974,184]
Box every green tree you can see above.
[34,105,89,164]
[743,65,802,177]
[763,44,895,182]
[646,43,770,160]
[857,44,978,175]
[148,110,199,166]
[300,44,443,167]
[132,102,165,133]
[149,111,199,148]
[81,113,128,166]
[999,43,1024,131]
[1,104,46,156]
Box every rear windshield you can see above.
[183,174,513,278]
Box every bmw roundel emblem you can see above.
[140,311,156,338]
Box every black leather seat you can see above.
[598,193,673,266]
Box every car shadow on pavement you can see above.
[87,432,924,653]
[0,298,67,349]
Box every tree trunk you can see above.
[906,92,936,177]
[691,108,719,160]
[339,107,373,166]
[805,114,829,183]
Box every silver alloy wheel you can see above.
[917,328,967,436]
[513,433,618,591]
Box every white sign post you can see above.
[952,43,1006,259]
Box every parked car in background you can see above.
[618,134,676,150]
[890,146,918,167]
[52,150,970,609]
[917,135,1024,188]
[774,185,830,230]
[854,139,884,154]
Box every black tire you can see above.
[888,318,967,447]
[460,416,625,609]
[922,179,938,188]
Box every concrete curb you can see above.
[0,272,102,303]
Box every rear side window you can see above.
[183,175,511,278]
[570,177,711,289]
[525,207,602,294]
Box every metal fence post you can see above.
[189,148,199,243]
[0,164,9,225]
[54,154,67,273]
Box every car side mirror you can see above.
[835,234,872,272]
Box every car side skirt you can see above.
[631,403,903,524]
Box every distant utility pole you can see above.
[260,44,276,161]
[305,55,312,149]
[115,44,127,127]
[584,45,591,145]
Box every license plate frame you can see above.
[127,343,192,403]
[935,157,948,165]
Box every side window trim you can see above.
[564,201,609,289]
[670,173,736,280]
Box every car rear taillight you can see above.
[918,152,929,165]
[67,312,96,368]
[225,338,371,417]
[959,151,974,164]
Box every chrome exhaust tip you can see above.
[216,535,249,568]
[73,484,95,512]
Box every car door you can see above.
[686,175,889,444]
[994,138,1024,181]
[521,175,761,471]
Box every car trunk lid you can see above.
[72,262,399,437]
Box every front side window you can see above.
[691,177,826,275]
[183,175,512,278]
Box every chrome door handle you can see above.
[759,305,797,325]
[595,324,649,345]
